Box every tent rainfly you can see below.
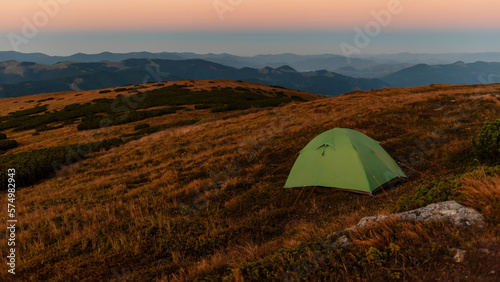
[284,128,407,195]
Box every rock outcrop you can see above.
[450,248,467,263]
[355,200,485,229]
[328,201,485,245]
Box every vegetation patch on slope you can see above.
[0,138,122,190]
[0,84,310,133]
[0,83,498,281]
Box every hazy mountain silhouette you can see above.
[0,59,387,97]
[3,51,500,73]
[382,61,500,87]
[361,52,500,65]
[0,51,381,72]
[334,63,413,78]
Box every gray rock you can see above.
[354,214,390,229]
[332,235,353,248]
[399,201,485,228]
[327,201,485,240]
[326,230,344,242]
[479,248,491,254]
[353,200,485,230]
[451,248,467,263]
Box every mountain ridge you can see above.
[383,61,500,87]
[4,51,500,70]
[0,59,388,97]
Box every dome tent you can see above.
[284,128,407,195]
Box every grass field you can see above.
[0,81,499,281]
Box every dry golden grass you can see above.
[0,82,499,280]
[0,82,160,116]
[0,80,320,117]
[2,80,321,155]
[459,173,500,223]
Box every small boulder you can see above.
[400,201,485,228]
[353,200,485,230]
[327,201,485,246]
[451,248,467,263]
[332,235,353,248]
[355,214,390,229]
[479,248,491,254]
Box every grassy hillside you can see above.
[0,81,499,281]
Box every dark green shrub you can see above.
[37,97,55,102]
[8,105,48,117]
[77,107,181,131]
[235,86,250,92]
[211,104,230,112]
[291,95,307,102]
[0,84,307,133]
[134,123,150,131]
[99,90,112,94]
[122,119,199,138]
[91,98,112,103]
[0,138,122,190]
[472,119,500,164]
[394,178,460,212]
[36,125,64,133]
[0,133,6,140]
[114,87,130,92]
[0,139,18,151]
[194,104,213,110]
[62,103,82,112]
[63,119,76,125]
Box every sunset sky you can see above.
[1,0,499,55]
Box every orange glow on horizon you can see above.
[2,0,499,32]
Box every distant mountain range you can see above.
[0,51,379,73]
[3,51,500,73]
[359,52,500,65]
[0,59,388,97]
[382,61,500,87]
[1,51,500,98]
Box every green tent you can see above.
[284,128,407,195]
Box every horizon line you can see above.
[3,50,500,58]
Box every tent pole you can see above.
[292,186,306,208]
[381,143,445,169]
[292,154,323,208]
[396,161,431,178]
[355,149,393,201]
[305,186,317,201]
[377,180,391,200]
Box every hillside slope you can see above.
[0,82,499,281]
